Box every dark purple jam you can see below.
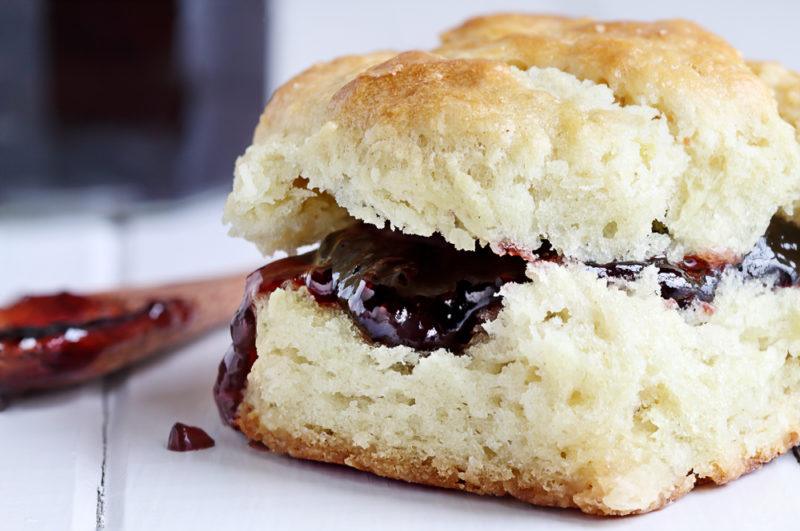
[307,225,530,350]
[167,422,215,451]
[0,293,191,394]
[586,255,722,308]
[214,217,800,426]
[740,215,800,287]
[588,215,800,308]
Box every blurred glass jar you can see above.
[0,0,266,213]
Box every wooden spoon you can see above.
[0,272,246,396]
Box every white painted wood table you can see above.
[2,195,798,530]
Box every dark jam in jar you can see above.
[214,217,800,426]
[0,292,191,394]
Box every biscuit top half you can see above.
[224,14,800,262]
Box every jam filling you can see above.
[214,217,800,426]
[167,422,215,451]
[587,215,800,308]
[0,292,190,394]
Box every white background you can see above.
[3,1,800,529]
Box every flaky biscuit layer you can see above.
[225,15,800,261]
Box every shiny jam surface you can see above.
[167,422,215,451]
[0,292,190,393]
[214,218,800,426]
[588,215,800,308]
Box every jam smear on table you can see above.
[0,292,191,393]
[214,217,800,426]
[167,422,216,451]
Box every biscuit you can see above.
[236,266,800,515]
[224,15,800,262]
[217,14,800,516]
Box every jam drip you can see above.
[214,217,800,426]
[167,422,215,451]
[0,292,190,393]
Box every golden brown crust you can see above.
[704,430,800,485]
[272,16,773,166]
[235,404,594,512]
[329,51,524,132]
[254,52,396,144]
[440,15,747,88]
[237,402,799,516]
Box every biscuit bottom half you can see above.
[230,263,800,515]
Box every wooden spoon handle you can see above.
[0,272,247,396]
[110,273,246,339]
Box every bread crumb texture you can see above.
[239,264,800,515]
[225,14,800,261]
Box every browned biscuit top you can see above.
[226,14,800,261]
